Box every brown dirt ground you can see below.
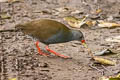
[0,0,120,80]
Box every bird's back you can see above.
[16,19,71,44]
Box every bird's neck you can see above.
[68,30,79,41]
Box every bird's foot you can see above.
[38,52,50,56]
[57,54,71,59]
[36,41,50,56]
[45,46,71,59]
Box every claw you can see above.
[36,41,50,56]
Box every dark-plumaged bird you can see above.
[15,19,86,58]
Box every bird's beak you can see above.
[82,42,88,48]
[81,40,94,57]
[81,40,88,48]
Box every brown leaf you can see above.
[0,12,11,19]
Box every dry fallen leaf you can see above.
[116,73,120,78]
[109,73,120,80]
[108,74,120,80]
[55,7,69,12]
[39,10,52,15]
[0,12,11,19]
[0,21,5,25]
[8,0,19,2]
[93,57,116,66]
[86,20,97,27]
[64,15,87,28]
[98,20,120,28]
[91,9,102,15]
[99,76,120,80]
[96,9,102,14]
[105,36,120,43]
[109,77,120,80]
[0,0,19,2]
[94,49,118,56]
[0,0,8,2]
[99,76,109,80]
[99,74,120,80]
[71,10,84,14]
[58,44,64,47]
[9,78,17,80]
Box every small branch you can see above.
[0,29,17,32]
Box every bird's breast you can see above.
[42,30,72,44]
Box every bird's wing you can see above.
[16,19,70,41]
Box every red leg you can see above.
[45,46,70,58]
[36,41,49,56]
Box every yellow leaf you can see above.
[105,35,120,43]
[9,78,17,80]
[0,0,20,2]
[96,9,102,14]
[99,76,109,80]
[8,0,20,2]
[93,57,116,66]
[98,21,120,28]
[63,16,87,28]
[0,12,11,19]
[0,0,8,2]
[86,20,97,27]
[116,73,120,78]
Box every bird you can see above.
[15,19,86,58]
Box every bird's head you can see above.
[78,31,88,48]
[71,30,88,48]
[71,30,93,56]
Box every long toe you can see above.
[38,52,50,56]
[58,54,72,59]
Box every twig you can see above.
[0,29,17,32]
[89,63,104,75]
[101,65,112,73]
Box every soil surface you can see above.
[0,0,120,80]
